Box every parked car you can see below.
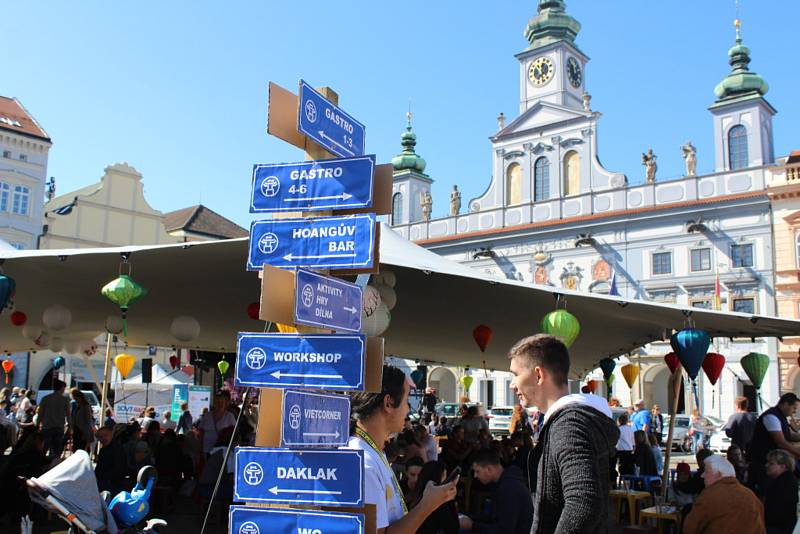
[487,406,514,435]
[661,414,721,452]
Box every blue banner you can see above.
[229,506,364,534]
[298,80,366,158]
[247,214,375,271]
[295,269,362,332]
[250,155,374,213]
[281,390,350,448]
[234,447,364,506]
[235,333,365,390]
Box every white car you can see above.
[36,389,101,425]
[488,406,515,435]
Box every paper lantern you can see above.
[52,356,65,370]
[101,274,147,336]
[472,325,493,353]
[540,309,581,348]
[362,285,381,317]
[64,340,80,355]
[621,363,639,389]
[702,353,725,386]
[81,340,98,357]
[105,315,124,335]
[2,359,14,384]
[42,304,72,332]
[599,357,616,379]
[170,316,200,343]
[10,311,27,326]
[374,270,396,288]
[276,323,298,334]
[114,353,136,379]
[580,385,591,394]
[664,352,680,374]
[22,325,42,341]
[34,332,51,348]
[247,302,260,321]
[587,380,599,393]
[460,375,473,390]
[49,337,64,353]
[410,369,424,388]
[0,274,15,312]
[217,359,230,376]
[362,302,390,337]
[669,328,710,381]
[376,284,397,311]
[741,352,769,390]
[169,354,179,370]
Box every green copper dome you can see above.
[714,22,768,101]
[392,114,426,173]
[524,0,581,50]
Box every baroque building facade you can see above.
[391,1,791,417]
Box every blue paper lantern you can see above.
[52,356,65,370]
[669,328,710,380]
[599,357,616,379]
[0,274,15,313]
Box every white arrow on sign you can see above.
[283,252,356,261]
[283,193,353,203]
[270,370,343,380]
[303,430,341,438]
[269,486,343,496]
[318,131,355,156]
[343,306,358,314]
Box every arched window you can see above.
[506,163,522,205]
[728,124,749,170]
[391,192,403,225]
[534,157,550,202]
[563,151,580,196]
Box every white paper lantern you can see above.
[42,304,72,332]
[381,270,396,288]
[362,302,391,337]
[34,332,51,348]
[171,316,201,342]
[362,285,381,317]
[49,337,64,353]
[81,340,98,356]
[64,340,80,354]
[22,325,43,341]
[105,315,124,335]
[376,283,397,311]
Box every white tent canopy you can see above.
[2,224,799,377]
[116,363,192,388]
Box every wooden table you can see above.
[639,505,682,534]
[609,489,651,525]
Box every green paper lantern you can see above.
[101,274,147,336]
[217,360,230,376]
[540,309,581,348]
[741,352,769,390]
[460,375,473,391]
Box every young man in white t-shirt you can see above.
[347,365,458,533]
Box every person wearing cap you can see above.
[630,400,651,433]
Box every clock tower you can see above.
[517,0,588,113]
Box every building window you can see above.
[2,150,9,158]
[652,251,672,275]
[479,379,495,408]
[506,163,522,205]
[731,243,753,268]
[391,192,403,225]
[728,124,749,171]
[11,185,29,215]
[18,154,27,162]
[534,157,550,202]
[733,298,755,314]
[690,248,711,272]
[0,182,8,211]
[563,151,580,196]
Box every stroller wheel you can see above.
[137,465,158,488]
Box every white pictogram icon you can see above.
[261,176,280,197]
[239,522,260,534]
[245,347,267,370]
[243,462,264,486]
[304,99,317,123]
[258,233,279,254]
[288,404,301,430]
[301,284,314,308]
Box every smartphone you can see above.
[441,466,461,485]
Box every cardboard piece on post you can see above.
[259,265,295,325]
[365,336,384,392]
[340,164,392,216]
[255,387,282,447]
[332,223,381,276]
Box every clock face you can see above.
[528,57,555,87]
[567,57,582,88]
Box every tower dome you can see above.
[714,20,769,101]
[523,0,581,50]
[392,113,427,173]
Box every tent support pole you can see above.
[661,366,683,492]
[99,333,113,427]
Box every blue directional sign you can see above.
[247,214,375,271]
[229,506,364,534]
[235,333,365,390]
[234,447,364,506]
[250,155,374,213]
[281,390,350,448]
[298,80,366,158]
[295,269,362,333]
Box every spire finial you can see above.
[734,0,742,42]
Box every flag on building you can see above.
[609,270,619,296]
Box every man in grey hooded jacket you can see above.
[509,334,619,533]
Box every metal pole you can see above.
[99,334,113,426]
[661,366,683,490]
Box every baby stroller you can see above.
[23,450,166,533]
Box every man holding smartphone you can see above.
[347,365,458,533]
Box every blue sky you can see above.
[3,1,798,226]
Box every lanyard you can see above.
[354,426,408,514]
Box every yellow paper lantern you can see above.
[620,363,639,389]
[276,323,298,334]
[114,353,136,379]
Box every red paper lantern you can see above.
[1,359,13,384]
[10,311,27,326]
[169,354,179,370]
[702,352,725,386]
[586,380,599,393]
[664,352,680,374]
[472,325,493,353]
[247,302,260,321]
[580,385,591,393]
